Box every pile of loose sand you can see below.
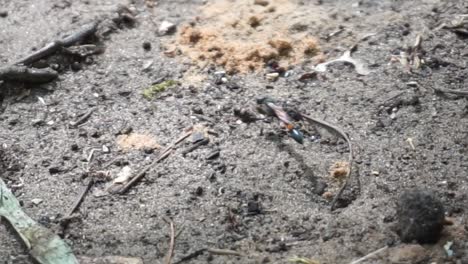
[169,0,325,74]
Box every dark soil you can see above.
[1,0,468,263]
[396,189,446,244]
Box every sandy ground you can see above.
[1,0,468,263]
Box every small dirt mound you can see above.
[171,0,325,74]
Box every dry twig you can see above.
[117,127,193,194]
[0,21,99,84]
[300,114,355,211]
[434,87,468,97]
[65,178,95,217]
[0,66,58,83]
[181,138,209,155]
[69,107,96,127]
[16,21,100,65]
[59,177,95,236]
[170,246,244,263]
[163,217,176,264]
[207,248,244,256]
[349,246,388,264]
[173,249,206,264]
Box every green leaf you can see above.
[0,179,78,264]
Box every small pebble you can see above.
[284,70,294,78]
[142,60,153,71]
[254,0,269,6]
[247,201,261,214]
[31,198,43,205]
[266,72,279,81]
[192,106,203,114]
[71,61,82,71]
[158,21,176,35]
[142,41,152,51]
[195,186,204,196]
[71,144,79,151]
[48,166,61,174]
[322,191,333,200]
[191,131,207,143]
[0,10,8,18]
[214,71,226,76]
[31,119,45,126]
[102,145,110,153]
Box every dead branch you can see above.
[16,21,100,65]
[0,65,58,83]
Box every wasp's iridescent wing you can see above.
[265,102,304,144]
[265,102,293,125]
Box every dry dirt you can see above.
[171,0,322,74]
[1,0,468,264]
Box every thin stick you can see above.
[163,217,176,264]
[207,248,244,257]
[349,246,388,264]
[300,114,355,211]
[173,249,207,264]
[175,224,185,239]
[434,87,468,97]
[16,21,100,65]
[181,138,209,155]
[118,127,193,194]
[66,178,95,217]
[0,184,3,206]
[70,107,96,127]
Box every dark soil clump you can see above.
[396,189,445,244]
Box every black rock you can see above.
[70,144,79,151]
[71,61,82,71]
[142,41,152,51]
[247,201,261,215]
[396,189,445,244]
[192,106,203,115]
[143,147,154,154]
[195,186,203,196]
[49,166,61,174]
